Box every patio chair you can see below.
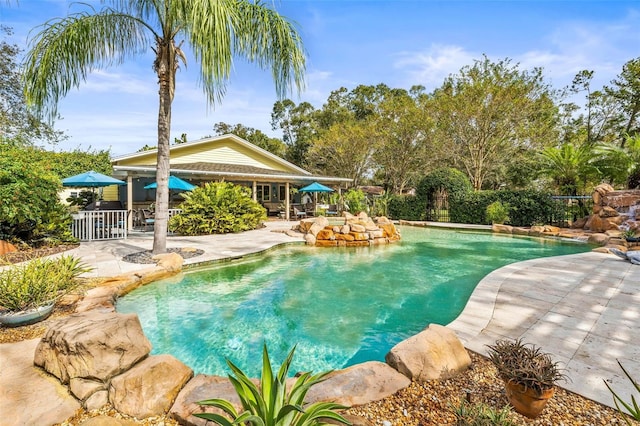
[327,204,338,216]
[293,206,307,219]
[138,209,155,231]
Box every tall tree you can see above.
[271,99,317,166]
[23,0,305,254]
[0,26,64,145]
[607,57,640,148]
[431,56,559,190]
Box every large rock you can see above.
[0,240,17,255]
[34,311,152,384]
[171,375,247,426]
[385,324,471,382]
[306,361,410,407]
[110,354,193,418]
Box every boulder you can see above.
[385,324,471,382]
[492,224,512,234]
[599,206,620,218]
[571,216,588,229]
[304,233,316,245]
[109,354,193,418]
[34,311,152,384]
[316,229,335,240]
[84,390,109,411]
[171,375,246,426]
[70,377,105,400]
[587,233,610,246]
[306,361,410,407]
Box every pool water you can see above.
[116,226,589,377]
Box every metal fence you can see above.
[426,191,450,222]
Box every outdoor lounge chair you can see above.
[137,209,155,231]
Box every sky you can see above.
[1,0,639,157]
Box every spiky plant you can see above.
[604,359,640,426]
[487,339,566,395]
[195,344,351,426]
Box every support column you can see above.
[127,175,134,230]
[252,181,257,202]
[285,182,290,220]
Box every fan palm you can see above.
[538,142,600,195]
[23,0,306,253]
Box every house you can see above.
[109,134,352,228]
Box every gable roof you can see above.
[112,133,310,176]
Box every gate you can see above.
[426,188,450,222]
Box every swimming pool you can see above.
[116,226,590,377]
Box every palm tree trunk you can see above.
[152,39,174,254]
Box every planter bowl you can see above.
[505,380,555,419]
[0,302,55,327]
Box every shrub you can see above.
[169,182,266,235]
[343,188,368,214]
[451,190,562,227]
[416,167,472,204]
[0,142,76,245]
[388,194,426,220]
[0,255,91,312]
[486,201,510,224]
[452,400,515,425]
[195,344,350,426]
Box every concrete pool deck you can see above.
[1,220,638,421]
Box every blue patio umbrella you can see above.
[299,182,334,193]
[144,175,196,191]
[62,170,126,187]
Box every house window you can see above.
[257,184,270,201]
[278,185,286,201]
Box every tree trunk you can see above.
[152,39,175,254]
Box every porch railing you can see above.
[70,210,128,241]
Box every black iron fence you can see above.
[426,191,450,222]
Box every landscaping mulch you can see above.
[0,243,79,265]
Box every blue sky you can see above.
[2,1,639,156]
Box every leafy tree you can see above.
[271,99,318,167]
[607,57,640,148]
[0,26,64,146]
[24,0,306,254]
[373,87,436,194]
[0,140,74,245]
[307,120,377,188]
[212,122,287,158]
[431,56,559,190]
[595,134,640,189]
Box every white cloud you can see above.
[393,44,477,89]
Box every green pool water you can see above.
[116,226,589,376]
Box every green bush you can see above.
[169,182,267,235]
[388,194,426,220]
[343,188,368,214]
[416,167,472,204]
[451,190,563,227]
[196,344,350,426]
[0,142,76,245]
[0,255,91,312]
[486,201,510,224]
[452,400,515,426]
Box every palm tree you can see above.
[538,142,600,195]
[23,0,306,253]
[595,134,640,189]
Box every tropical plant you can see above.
[24,0,306,254]
[342,189,368,214]
[0,255,91,312]
[195,344,350,426]
[604,359,640,425]
[486,201,510,225]
[451,400,515,426]
[595,134,640,189]
[169,182,266,235]
[487,339,566,395]
[538,142,600,196]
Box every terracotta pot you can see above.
[504,379,554,419]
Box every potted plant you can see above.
[487,339,566,419]
[0,255,91,327]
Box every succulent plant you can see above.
[486,339,566,395]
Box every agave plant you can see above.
[195,344,351,426]
[604,360,640,426]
